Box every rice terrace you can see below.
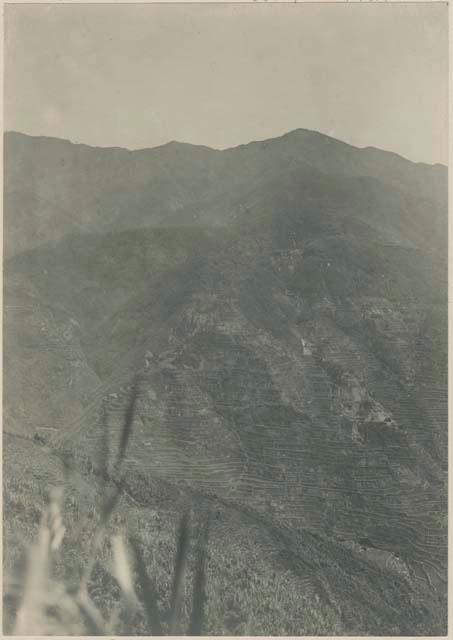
[2,3,448,636]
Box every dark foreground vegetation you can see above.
[5,380,215,635]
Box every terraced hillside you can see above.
[3,129,447,634]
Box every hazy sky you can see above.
[5,3,448,164]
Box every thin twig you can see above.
[130,537,163,636]
[169,511,191,634]
[188,508,212,636]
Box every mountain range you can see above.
[3,129,448,634]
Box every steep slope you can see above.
[3,130,447,634]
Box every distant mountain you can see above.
[3,129,448,634]
[4,129,447,256]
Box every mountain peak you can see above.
[4,128,445,169]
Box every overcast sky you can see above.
[5,3,448,165]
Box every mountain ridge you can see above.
[5,128,448,168]
[3,124,448,634]
[4,128,447,259]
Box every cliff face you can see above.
[3,130,447,634]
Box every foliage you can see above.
[4,381,212,636]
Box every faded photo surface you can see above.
[3,3,448,636]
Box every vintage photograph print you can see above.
[2,2,448,635]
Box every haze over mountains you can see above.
[3,129,448,634]
[5,129,447,257]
